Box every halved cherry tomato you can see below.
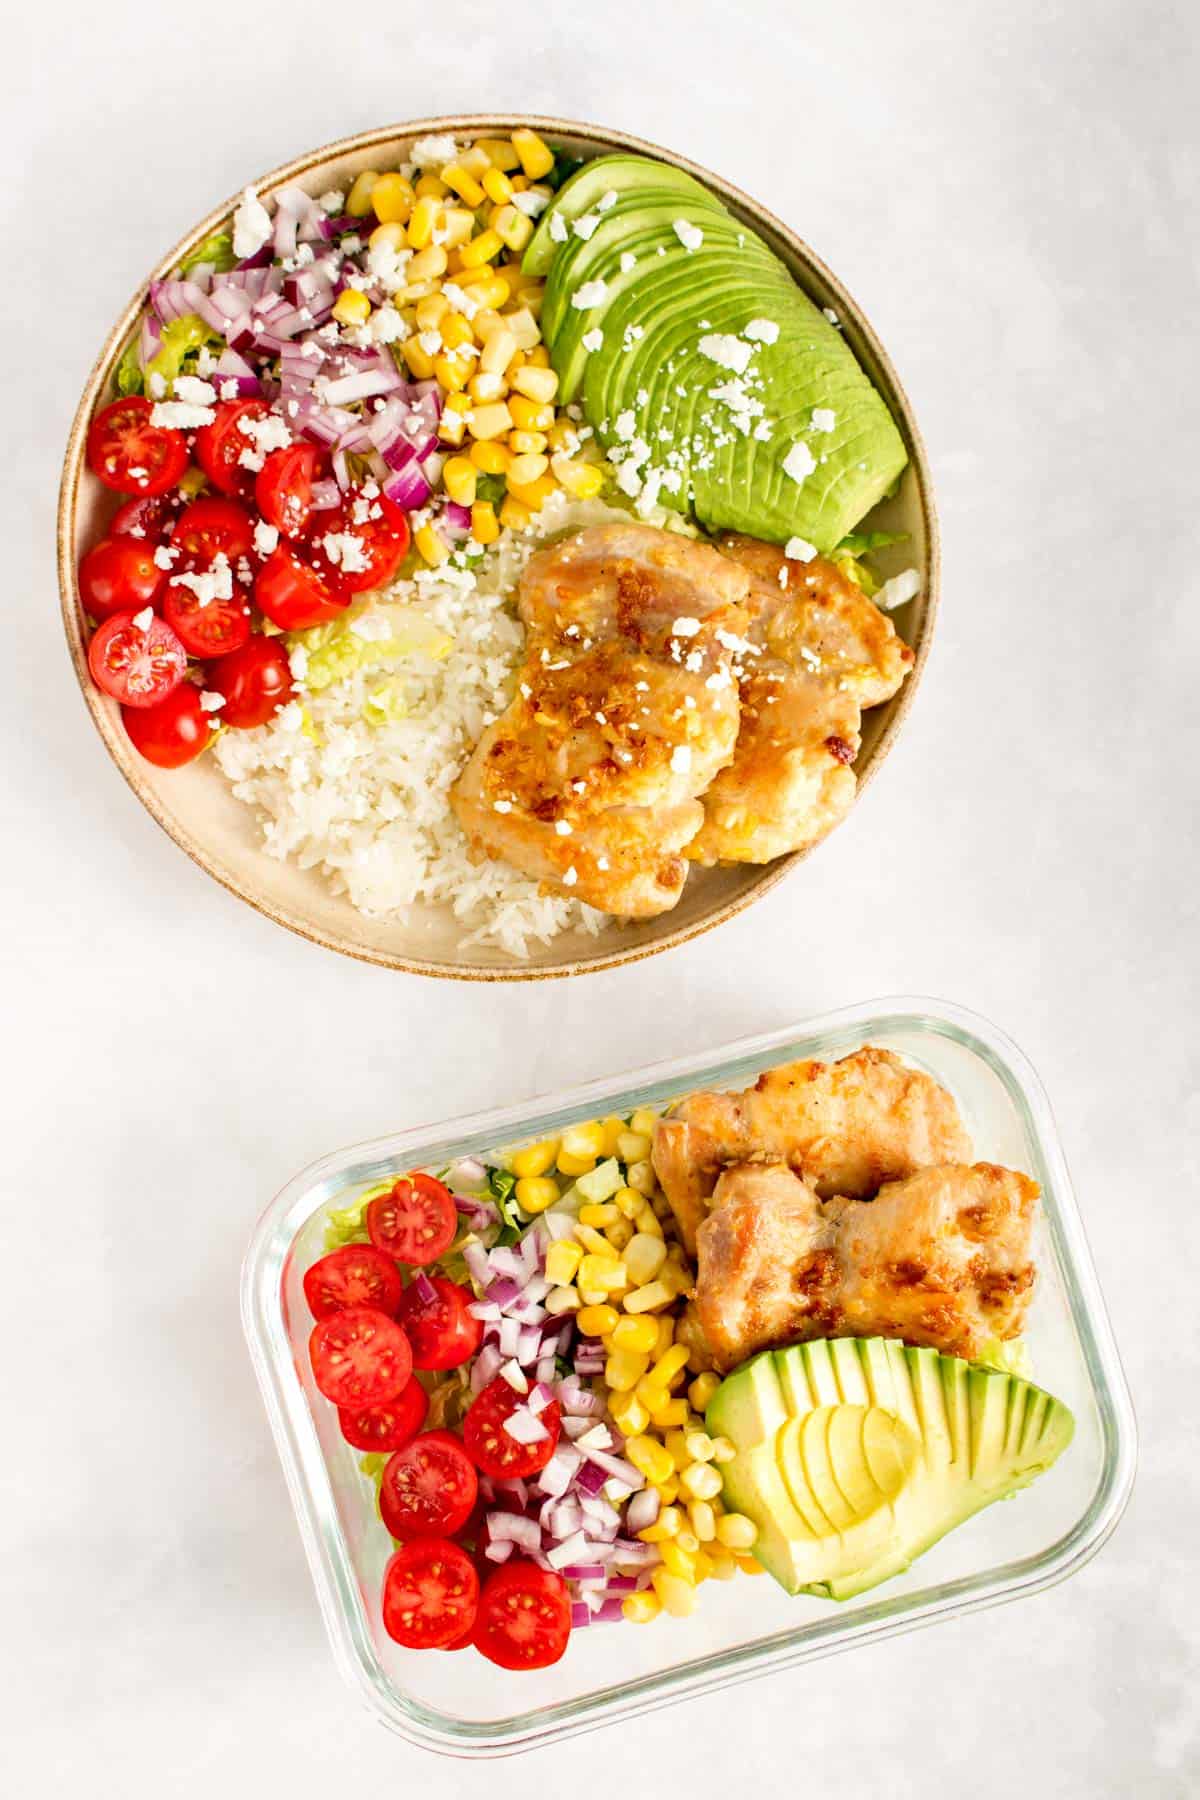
[338,1379,428,1453]
[205,636,294,729]
[195,398,272,499]
[367,1174,457,1267]
[380,1430,479,1540]
[398,1276,483,1372]
[309,491,411,594]
[256,442,326,539]
[87,396,189,496]
[255,543,350,631]
[171,496,256,562]
[463,1375,561,1480]
[308,1306,412,1409]
[79,537,163,622]
[161,557,253,659]
[382,1538,479,1650]
[473,1561,571,1671]
[121,683,210,767]
[87,611,186,708]
[110,490,184,541]
[303,1244,404,1321]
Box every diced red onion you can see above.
[462,1241,491,1289]
[499,1359,528,1394]
[484,1511,541,1553]
[527,1381,553,1415]
[485,1275,522,1309]
[411,1269,436,1306]
[610,1539,659,1567]
[516,1324,543,1363]
[562,1563,606,1580]
[535,1446,582,1498]
[442,501,472,539]
[484,1539,514,1564]
[322,368,406,406]
[497,1318,521,1359]
[581,1447,644,1490]
[625,1488,660,1534]
[138,315,162,368]
[486,1247,523,1282]
[576,1460,610,1498]
[556,1376,601,1417]
[546,1531,590,1571]
[534,1354,557,1386]
[605,1574,641,1593]
[502,1407,549,1446]
[470,1343,503,1392]
[593,1598,626,1624]
[570,1602,593,1628]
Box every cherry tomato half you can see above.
[382,1538,479,1651]
[110,490,184,542]
[205,637,293,729]
[398,1276,483,1372]
[194,398,271,500]
[463,1375,561,1480]
[310,492,411,595]
[161,557,253,660]
[308,1306,413,1410]
[473,1561,571,1671]
[380,1429,478,1540]
[303,1244,404,1322]
[367,1174,458,1267]
[171,496,256,562]
[87,611,186,708]
[338,1380,428,1454]
[255,543,349,632]
[79,537,163,622]
[121,683,211,768]
[256,442,326,539]
[87,396,189,496]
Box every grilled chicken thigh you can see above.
[451,524,751,917]
[693,1160,1039,1369]
[687,537,913,866]
[653,1047,972,1253]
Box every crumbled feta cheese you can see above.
[673,219,703,251]
[321,531,370,575]
[822,306,840,325]
[572,212,600,240]
[619,252,637,274]
[614,410,637,442]
[170,554,233,607]
[549,211,569,243]
[369,304,406,345]
[562,867,578,887]
[235,410,292,473]
[409,133,458,168]
[440,281,479,319]
[131,607,155,632]
[875,568,921,611]
[199,690,226,712]
[147,371,167,400]
[511,188,550,218]
[811,407,836,433]
[150,400,215,430]
[570,279,608,310]
[152,544,179,570]
[232,186,272,261]
[493,799,513,813]
[287,645,309,681]
[782,441,817,484]
[743,318,780,345]
[253,519,280,558]
[318,188,345,215]
[670,744,692,773]
[554,819,573,836]
[698,333,753,374]
[580,327,604,354]
[671,617,702,638]
[172,374,217,407]
[219,380,240,401]
[785,536,818,563]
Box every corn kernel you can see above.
[605,1349,649,1392]
[648,1345,690,1388]
[573,1224,612,1257]
[467,273,512,310]
[659,1541,699,1582]
[413,292,449,331]
[624,1279,674,1314]
[332,288,371,327]
[611,1314,659,1354]
[493,203,534,252]
[710,1436,736,1464]
[576,1303,619,1339]
[544,1240,583,1286]
[371,172,415,224]
[614,1185,643,1220]
[622,1590,661,1624]
[435,452,476,509]
[735,1555,765,1575]
[635,1204,664,1240]
[476,137,520,171]
[368,222,408,258]
[630,1106,659,1137]
[508,451,549,487]
[689,1372,721,1413]
[676,1529,701,1556]
[406,196,443,249]
[440,163,485,207]
[439,312,474,352]
[653,1317,675,1360]
[525,343,551,368]
[414,172,449,199]
[684,1430,716,1463]
[650,1397,689,1429]
[440,208,477,249]
[680,1461,723,1501]
[434,353,471,393]
[458,228,503,269]
[413,524,449,567]
[438,409,467,447]
[346,169,380,216]
[407,244,448,282]
[637,1505,682,1543]
[561,1120,605,1159]
[554,1153,592,1180]
[469,371,508,404]
[617,1130,652,1165]
[606,1216,634,1254]
[653,1474,680,1505]
[626,1435,675,1487]
[511,1139,558,1178]
[577,1254,627,1294]
[502,306,541,351]
[608,1390,650,1435]
[514,1175,560,1215]
[508,395,554,433]
[623,1233,667,1287]
[506,473,555,512]
[480,166,514,205]
[689,1500,717,1542]
[512,128,555,179]
[470,500,500,544]
[467,401,514,441]
[509,430,549,456]
[705,1548,739,1581]
[548,456,602,500]
[715,1513,758,1551]
[664,1430,692,1471]
[626,1160,658,1198]
[635,1377,670,1416]
[510,360,564,403]
[499,494,533,533]
[577,1202,617,1229]
[544,1284,581,1315]
[469,439,510,474]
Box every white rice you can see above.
[213,495,623,959]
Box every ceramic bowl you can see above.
[59,115,939,980]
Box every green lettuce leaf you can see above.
[831,529,907,598]
[180,230,237,277]
[115,336,144,397]
[975,1337,1033,1379]
[145,314,224,389]
[287,599,453,699]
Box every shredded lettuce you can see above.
[287,599,453,702]
[975,1338,1033,1379]
[831,529,907,598]
[180,230,237,277]
[116,336,144,396]
[487,1165,525,1245]
[322,1182,392,1253]
[145,314,223,389]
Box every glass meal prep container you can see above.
[241,997,1136,1758]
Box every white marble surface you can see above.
[6,1,1199,1792]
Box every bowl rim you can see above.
[58,113,941,982]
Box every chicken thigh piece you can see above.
[652,1047,972,1252]
[687,537,914,867]
[693,1159,1039,1369]
[451,525,751,917]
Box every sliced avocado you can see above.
[708,1340,1075,1601]
[523,154,716,276]
[541,193,732,349]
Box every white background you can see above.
[6,1,1199,1793]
